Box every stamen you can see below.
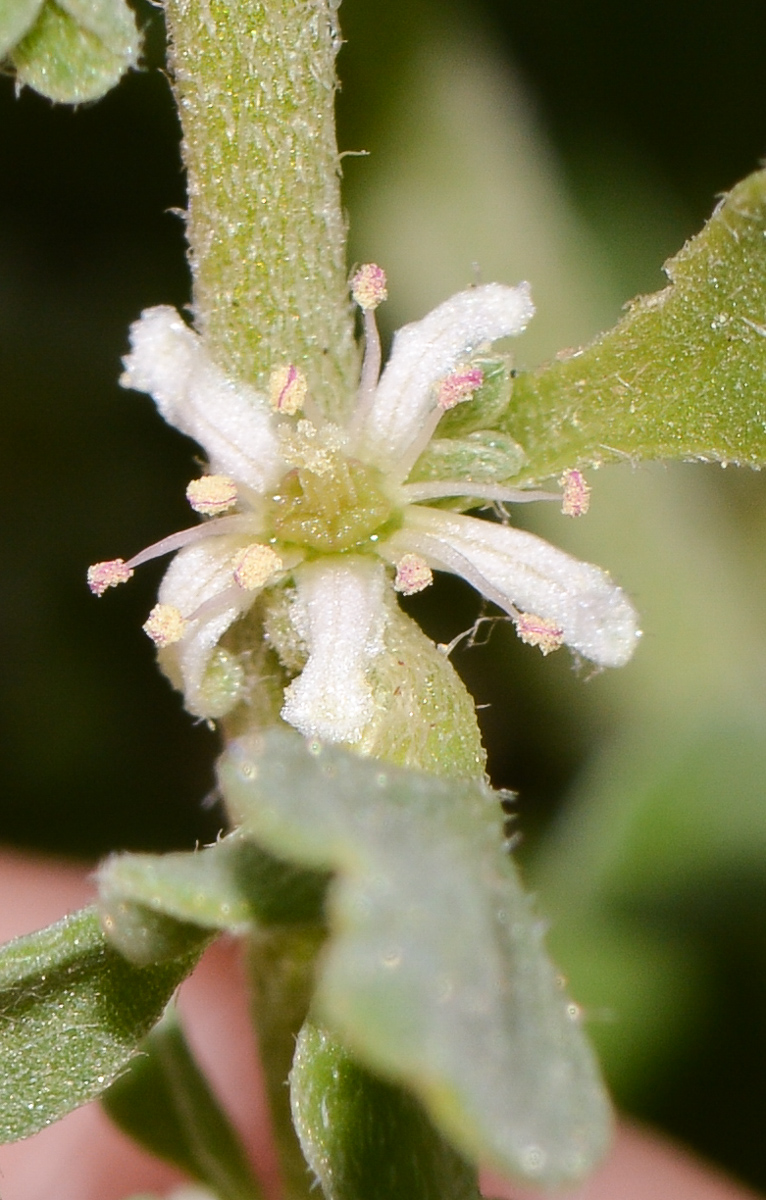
[560,469,591,517]
[401,481,560,504]
[269,364,308,415]
[125,513,258,571]
[186,475,238,515]
[87,558,134,596]
[394,553,434,596]
[185,583,245,626]
[388,367,484,485]
[349,266,387,441]
[351,264,388,311]
[232,543,283,591]
[437,367,484,410]
[143,603,188,647]
[514,612,563,655]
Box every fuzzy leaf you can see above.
[11,0,139,104]
[0,907,199,1142]
[98,831,328,965]
[503,169,766,483]
[103,1012,264,1200]
[290,1022,480,1200]
[0,0,44,58]
[219,730,611,1187]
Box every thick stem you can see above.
[163,0,359,419]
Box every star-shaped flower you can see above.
[89,267,639,744]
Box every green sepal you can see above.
[504,168,766,483]
[409,431,527,488]
[0,906,200,1142]
[11,0,140,104]
[290,1021,480,1200]
[102,1011,264,1200]
[219,729,612,1187]
[359,603,486,778]
[97,830,329,965]
[0,0,45,58]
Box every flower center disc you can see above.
[270,458,397,552]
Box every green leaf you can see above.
[290,1022,480,1200]
[502,169,766,483]
[0,0,45,58]
[97,831,329,965]
[0,907,200,1142]
[103,1011,264,1200]
[11,0,139,104]
[219,730,612,1188]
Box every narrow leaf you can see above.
[219,730,612,1188]
[291,1021,480,1200]
[502,169,766,483]
[0,907,199,1142]
[103,1011,264,1200]
[11,0,139,104]
[97,831,328,965]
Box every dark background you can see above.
[3,0,766,1189]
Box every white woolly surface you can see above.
[157,536,255,715]
[282,558,388,744]
[360,283,534,471]
[390,507,640,668]
[121,306,285,493]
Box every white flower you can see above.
[89,267,640,742]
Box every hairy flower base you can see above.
[89,269,640,742]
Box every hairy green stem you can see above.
[160,3,489,1196]
[247,929,326,1200]
[163,0,358,417]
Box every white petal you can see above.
[121,306,285,493]
[358,283,534,470]
[384,507,640,667]
[157,536,256,716]
[281,558,388,744]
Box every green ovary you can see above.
[270,458,399,552]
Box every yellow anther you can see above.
[87,558,134,596]
[232,543,283,591]
[351,263,388,311]
[143,603,188,647]
[560,469,591,517]
[186,475,238,515]
[393,554,434,596]
[514,612,563,655]
[269,364,308,415]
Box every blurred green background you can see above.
[4,0,766,1188]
